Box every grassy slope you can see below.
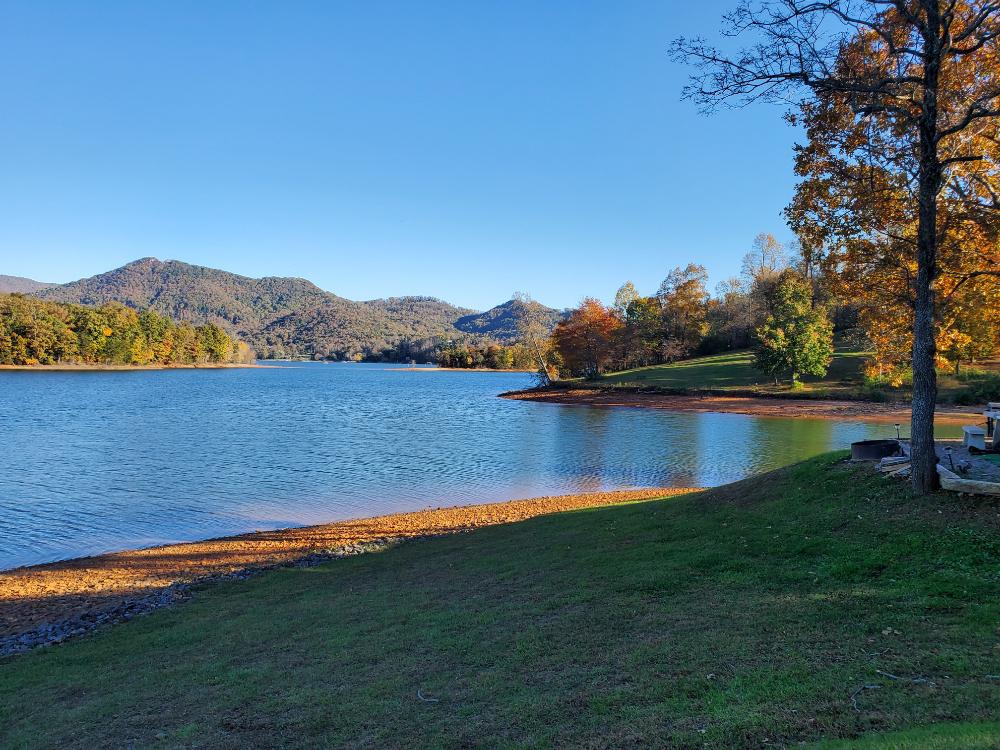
[594,347,867,395]
[586,348,998,403]
[1,455,999,749]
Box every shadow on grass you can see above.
[1,455,998,748]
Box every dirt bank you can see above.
[502,388,981,425]
[0,487,694,655]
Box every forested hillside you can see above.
[34,258,561,360]
[0,275,54,294]
[455,299,565,342]
[37,258,354,354]
[0,294,252,366]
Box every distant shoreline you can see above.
[0,362,263,372]
[386,366,536,373]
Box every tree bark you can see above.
[911,5,942,494]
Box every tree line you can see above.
[547,234,840,384]
[0,294,254,366]
[436,342,539,370]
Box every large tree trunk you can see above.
[910,222,938,492]
[911,7,941,494]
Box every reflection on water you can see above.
[0,363,948,570]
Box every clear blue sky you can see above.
[0,1,799,311]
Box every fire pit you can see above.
[851,439,901,461]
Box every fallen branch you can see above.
[850,684,882,711]
[417,689,440,703]
[875,669,936,687]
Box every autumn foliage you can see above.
[552,298,622,378]
[0,294,253,366]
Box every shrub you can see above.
[951,373,1000,405]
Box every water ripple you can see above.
[0,364,919,569]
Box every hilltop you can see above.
[455,298,565,341]
[0,275,54,294]
[34,258,561,359]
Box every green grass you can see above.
[807,721,1000,749]
[2,454,999,748]
[593,346,869,396]
[575,346,999,404]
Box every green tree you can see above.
[752,271,833,386]
[196,323,233,363]
[657,264,710,361]
[622,296,662,368]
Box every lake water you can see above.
[0,363,934,570]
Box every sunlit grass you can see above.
[597,346,868,395]
[587,347,997,403]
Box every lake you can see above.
[0,363,932,570]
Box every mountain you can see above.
[455,299,565,342]
[34,258,557,359]
[0,275,54,294]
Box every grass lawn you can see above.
[1,454,998,748]
[807,721,1000,749]
[594,346,869,396]
[583,347,999,404]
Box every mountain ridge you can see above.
[0,275,55,294]
[32,258,561,359]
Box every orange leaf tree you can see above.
[674,1,1000,492]
[552,298,623,378]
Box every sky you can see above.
[0,1,801,311]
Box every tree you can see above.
[613,281,640,321]
[197,323,234,363]
[673,1,1000,492]
[741,233,789,328]
[0,294,248,366]
[513,292,557,384]
[785,55,1000,386]
[938,280,1000,373]
[551,298,622,378]
[707,277,754,350]
[657,264,710,360]
[752,271,834,385]
[611,281,643,365]
[742,232,787,285]
[622,296,664,367]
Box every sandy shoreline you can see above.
[502,388,981,425]
[0,487,693,655]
